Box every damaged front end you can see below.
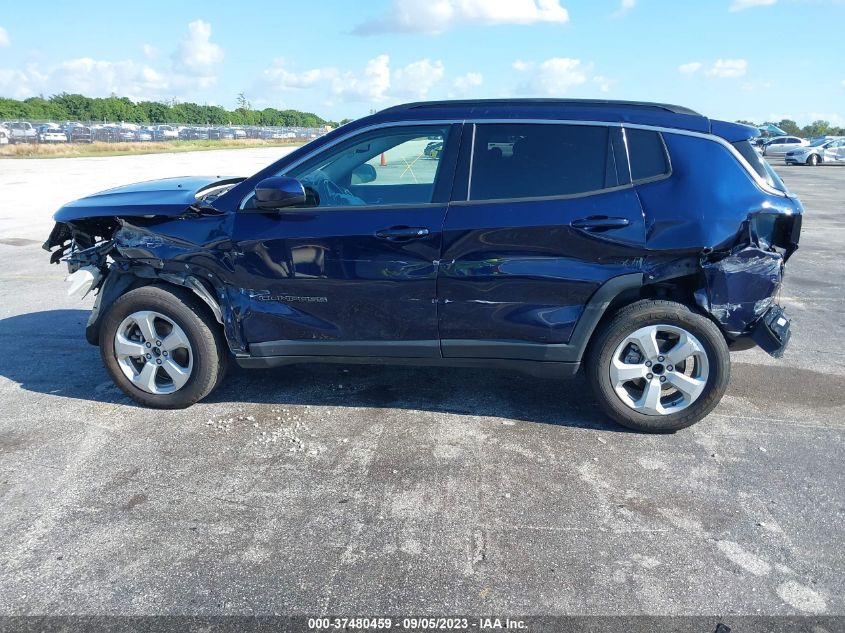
[694,211,802,358]
[43,176,244,349]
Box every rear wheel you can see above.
[99,285,228,408]
[586,300,730,432]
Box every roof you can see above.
[383,99,702,116]
[371,98,732,137]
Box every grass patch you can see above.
[0,138,304,159]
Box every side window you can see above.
[625,128,670,182]
[469,123,611,201]
[286,125,450,208]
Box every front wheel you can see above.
[99,285,228,408]
[586,300,730,432]
[807,154,820,166]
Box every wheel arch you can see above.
[86,268,227,348]
[576,270,722,364]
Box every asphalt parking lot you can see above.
[0,151,843,618]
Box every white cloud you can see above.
[841,79,845,88]
[142,44,159,60]
[730,0,776,11]
[172,19,223,84]
[707,58,748,78]
[678,62,703,74]
[515,57,588,95]
[0,26,9,47]
[354,0,569,35]
[0,21,225,101]
[511,60,534,72]
[335,54,393,101]
[264,55,444,103]
[0,58,171,101]
[592,75,612,93]
[393,58,445,99]
[451,72,483,96]
[612,0,636,18]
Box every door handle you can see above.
[375,226,430,241]
[571,216,630,232]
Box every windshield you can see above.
[809,138,830,147]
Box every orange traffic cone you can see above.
[380,152,387,166]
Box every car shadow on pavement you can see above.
[0,309,626,432]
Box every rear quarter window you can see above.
[625,128,670,182]
[732,139,787,192]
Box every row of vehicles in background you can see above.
[0,121,324,145]
[753,135,845,166]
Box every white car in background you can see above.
[0,124,9,145]
[37,125,68,143]
[785,137,845,166]
[762,135,808,156]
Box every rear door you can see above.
[438,122,652,361]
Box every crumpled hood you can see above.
[54,176,244,222]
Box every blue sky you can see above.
[0,0,843,124]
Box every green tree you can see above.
[776,119,801,136]
[0,92,335,128]
[801,120,830,138]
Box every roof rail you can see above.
[381,98,701,117]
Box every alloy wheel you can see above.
[609,324,709,416]
[114,310,193,395]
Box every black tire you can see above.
[586,299,730,432]
[99,284,228,408]
[807,154,820,166]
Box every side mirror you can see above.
[351,163,377,185]
[254,176,306,210]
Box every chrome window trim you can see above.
[238,116,785,209]
[465,123,477,201]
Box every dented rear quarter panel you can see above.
[637,133,800,252]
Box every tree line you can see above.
[737,119,845,138]
[0,93,340,128]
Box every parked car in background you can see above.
[208,127,235,140]
[92,126,119,143]
[5,121,37,143]
[115,127,136,142]
[762,135,808,156]
[134,129,153,142]
[232,127,247,139]
[37,125,68,143]
[64,124,93,143]
[0,124,10,145]
[44,99,802,433]
[786,137,845,166]
[152,125,179,141]
[424,140,443,158]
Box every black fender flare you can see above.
[84,268,232,349]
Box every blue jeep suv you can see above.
[45,99,802,432]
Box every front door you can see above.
[231,123,460,359]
